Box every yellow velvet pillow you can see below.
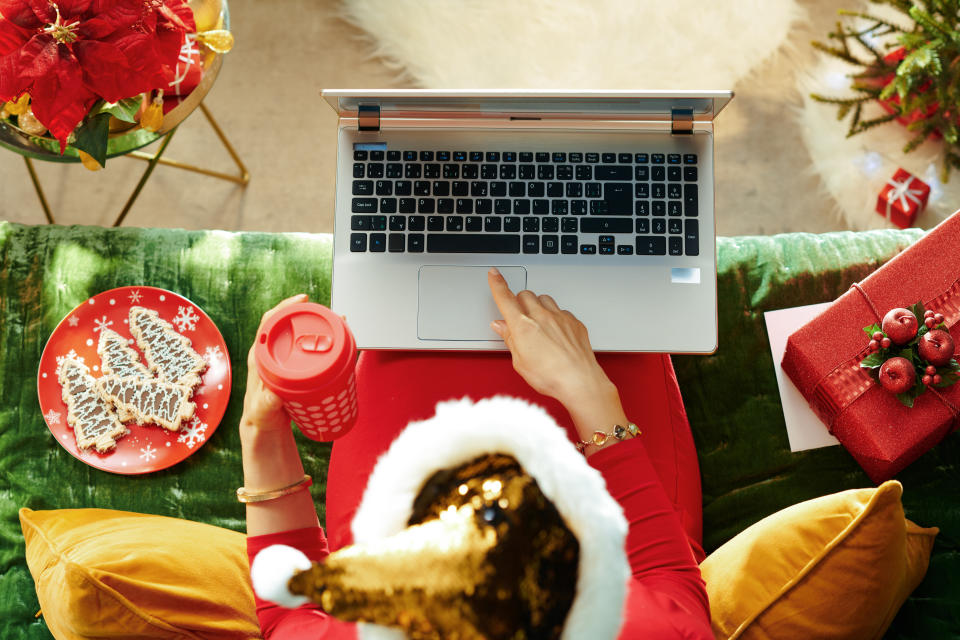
[700,480,938,640]
[20,508,260,640]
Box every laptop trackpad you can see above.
[418,266,527,340]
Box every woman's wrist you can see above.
[240,420,305,491]
[561,379,632,455]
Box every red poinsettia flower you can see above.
[0,0,195,151]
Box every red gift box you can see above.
[876,168,930,229]
[162,35,204,98]
[782,211,960,483]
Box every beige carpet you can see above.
[0,0,872,237]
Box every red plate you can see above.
[37,286,232,474]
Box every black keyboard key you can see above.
[386,163,402,178]
[552,152,566,162]
[636,236,666,255]
[437,151,451,161]
[590,201,610,216]
[668,219,682,234]
[562,218,578,232]
[602,183,632,214]
[685,220,699,256]
[380,198,397,214]
[376,180,392,196]
[503,152,516,162]
[476,199,493,215]
[456,198,473,214]
[446,216,464,231]
[428,234,521,253]
[575,165,592,180]
[424,163,441,179]
[636,166,649,181]
[652,166,665,181]
[636,183,649,198]
[403,151,417,161]
[684,166,698,181]
[618,153,632,163]
[535,152,549,162]
[636,201,649,216]
[617,245,634,255]
[669,237,683,256]
[443,164,460,179]
[513,200,530,215]
[537,165,554,180]
[566,183,582,198]
[581,244,597,254]
[404,164,421,179]
[652,154,665,164]
[353,180,374,195]
[354,150,368,161]
[668,154,681,164]
[427,216,444,231]
[389,215,406,231]
[371,216,387,231]
[523,235,539,254]
[636,218,650,234]
[600,244,615,255]
[388,233,405,252]
[470,182,487,197]
[653,201,666,216]
[652,184,666,199]
[481,164,498,180]
[551,200,569,216]
[351,215,371,230]
[395,181,412,196]
[571,200,587,215]
[466,216,483,231]
[414,181,431,196]
[419,151,434,161]
[594,165,631,180]
[528,182,545,197]
[368,163,384,178]
[437,198,454,214]
[353,163,364,178]
[370,233,386,252]
[547,182,564,198]
[452,181,469,196]
[653,219,666,234]
[350,233,367,252]
[418,198,435,214]
[599,235,615,245]
[491,182,507,197]
[684,154,697,164]
[542,235,559,254]
[494,199,511,215]
[668,167,681,182]
[542,217,559,232]
[533,200,549,215]
[561,235,578,254]
[585,152,600,163]
[399,198,416,213]
[470,151,483,162]
[569,152,583,163]
[485,216,502,232]
[556,165,573,180]
[523,217,540,232]
[519,165,535,180]
[433,181,450,197]
[585,183,601,198]
[684,184,698,216]
[486,151,500,162]
[370,150,384,161]
[601,153,616,163]
[408,233,425,252]
[580,218,633,233]
[500,165,517,180]
[387,150,401,161]
[669,201,682,216]
[408,215,425,231]
[453,151,467,161]
[519,152,533,162]
[504,217,521,231]
[352,198,377,213]
[668,184,682,199]
[635,153,649,163]
[509,182,526,197]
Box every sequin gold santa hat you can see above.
[252,396,630,639]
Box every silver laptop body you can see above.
[323,90,733,352]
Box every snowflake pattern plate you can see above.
[37,286,232,474]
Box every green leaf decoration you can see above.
[863,322,883,338]
[70,112,111,168]
[98,97,142,124]
[907,301,926,324]
[861,351,887,368]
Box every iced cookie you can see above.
[57,358,128,452]
[96,375,196,432]
[129,306,207,389]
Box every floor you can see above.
[0,0,857,236]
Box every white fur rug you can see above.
[795,2,960,230]
[339,0,803,90]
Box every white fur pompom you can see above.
[250,544,312,609]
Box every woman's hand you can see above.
[487,268,615,409]
[239,293,308,434]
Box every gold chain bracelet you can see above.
[575,423,641,454]
[236,474,313,503]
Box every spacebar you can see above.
[427,234,521,253]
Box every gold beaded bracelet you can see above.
[236,474,313,503]
[575,422,641,454]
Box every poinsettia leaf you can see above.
[98,95,140,122]
[0,0,42,28]
[71,111,110,167]
[103,29,168,89]
[79,0,141,40]
[74,39,149,103]
[56,0,93,20]
[28,46,96,150]
[0,49,29,101]
[0,15,29,56]
[863,323,882,338]
[860,351,887,368]
[157,0,195,33]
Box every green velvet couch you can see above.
[0,221,957,639]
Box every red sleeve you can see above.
[246,526,357,640]
[589,438,713,639]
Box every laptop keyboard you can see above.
[348,149,699,257]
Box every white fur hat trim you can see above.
[352,395,630,640]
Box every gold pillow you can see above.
[20,508,260,640]
[700,480,937,640]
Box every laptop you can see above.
[322,90,733,352]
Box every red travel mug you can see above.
[254,302,358,441]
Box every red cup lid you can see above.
[254,302,356,393]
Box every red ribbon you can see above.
[809,278,960,430]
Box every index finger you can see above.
[487,268,524,323]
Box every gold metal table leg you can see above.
[23,157,55,224]
[113,128,178,227]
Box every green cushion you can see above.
[0,222,956,638]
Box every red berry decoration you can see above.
[923,374,934,386]
[919,329,955,367]
[869,340,880,351]
[879,357,917,394]
[935,313,945,324]
[872,331,884,341]
[934,374,943,385]
[880,337,892,348]
[882,308,919,345]
[925,317,937,328]
[926,365,937,375]
[924,309,936,318]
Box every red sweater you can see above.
[247,437,712,639]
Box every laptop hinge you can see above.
[358,105,381,131]
[671,107,694,135]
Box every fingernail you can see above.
[488,267,502,279]
[490,320,503,334]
